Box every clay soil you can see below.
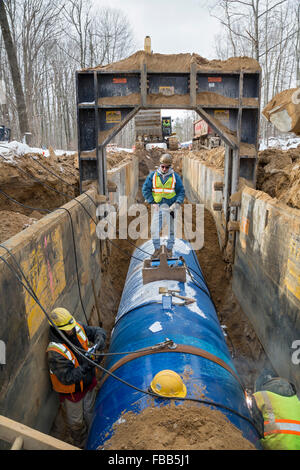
[103,403,255,450]
[0,147,79,243]
[256,145,300,209]
[84,51,260,74]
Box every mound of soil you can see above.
[0,149,79,241]
[84,51,260,74]
[103,403,256,450]
[257,145,300,209]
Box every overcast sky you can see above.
[96,0,222,59]
[93,0,222,127]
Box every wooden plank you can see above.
[0,415,80,450]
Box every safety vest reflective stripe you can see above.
[75,323,88,345]
[152,173,176,193]
[264,420,300,436]
[253,390,300,449]
[48,342,75,364]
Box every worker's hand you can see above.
[80,361,95,375]
[169,202,180,212]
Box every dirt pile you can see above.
[103,403,256,450]
[256,145,300,209]
[106,150,133,170]
[84,51,260,74]
[188,147,225,169]
[0,149,79,242]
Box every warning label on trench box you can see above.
[106,111,122,123]
[159,86,175,96]
[214,109,230,122]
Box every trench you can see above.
[47,147,269,445]
[0,145,271,448]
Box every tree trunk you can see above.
[0,0,30,140]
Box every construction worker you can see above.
[142,153,185,257]
[46,308,106,448]
[251,368,300,450]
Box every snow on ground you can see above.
[259,136,300,151]
[0,140,76,163]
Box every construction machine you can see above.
[134,110,179,150]
[262,88,300,135]
[192,118,221,150]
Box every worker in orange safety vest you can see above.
[46,308,106,448]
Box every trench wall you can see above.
[0,157,138,435]
[183,156,226,249]
[183,156,300,391]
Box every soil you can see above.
[84,51,260,74]
[95,92,259,109]
[256,145,300,209]
[0,149,79,241]
[0,210,39,244]
[103,403,256,450]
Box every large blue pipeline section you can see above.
[86,239,261,449]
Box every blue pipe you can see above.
[86,239,261,449]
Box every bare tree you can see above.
[211,0,299,140]
[0,0,29,139]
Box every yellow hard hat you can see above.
[160,153,173,166]
[150,369,187,398]
[49,308,76,331]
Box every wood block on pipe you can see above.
[214,182,224,191]
[213,203,223,211]
[227,221,240,232]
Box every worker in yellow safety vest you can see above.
[46,308,106,448]
[251,370,300,450]
[142,153,185,258]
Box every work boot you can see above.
[152,248,161,259]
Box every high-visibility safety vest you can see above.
[152,172,176,203]
[254,390,300,450]
[47,322,90,394]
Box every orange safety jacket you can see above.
[47,322,89,394]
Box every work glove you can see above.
[94,328,107,351]
[169,202,180,212]
[80,360,95,375]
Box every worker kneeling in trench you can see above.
[251,368,300,450]
[46,308,107,448]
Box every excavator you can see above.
[262,87,300,135]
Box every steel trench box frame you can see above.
[76,66,260,194]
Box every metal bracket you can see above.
[142,246,186,285]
